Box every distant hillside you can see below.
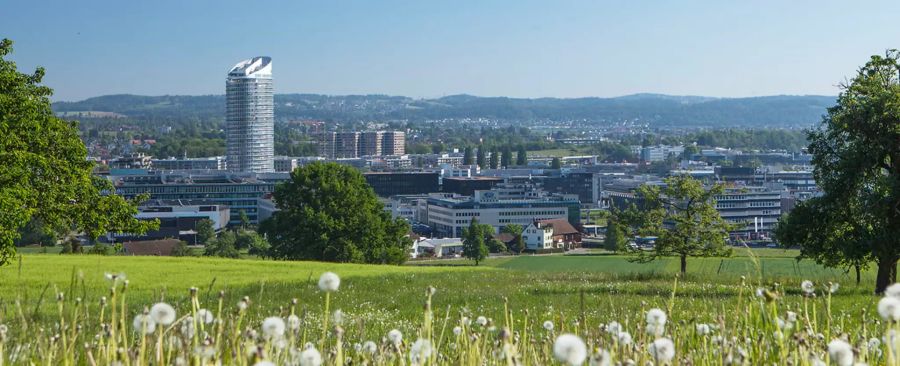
[52,93,836,127]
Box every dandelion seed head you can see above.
[132,314,156,335]
[318,272,340,292]
[878,297,900,321]
[409,338,433,365]
[333,309,343,325]
[606,321,621,335]
[801,280,814,295]
[886,283,900,298]
[388,329,403,345]
[262,317,286,338]
[287,314,301,330]
[648,337,676,362]
[253,361,276,366]
[196,309,214,324]
[589,348,611,366]
[553,333,587,366]
[829,282,840,294]
[696,323,711,336]
[646,308,667,326]
[617,332,632,345]
[453,326,462,336]
[827,339,854,366]
[299,347,323,366]
[543,320,554,331]
[149,303,176,326]
[363,341,378,354]
[476,316,488,326]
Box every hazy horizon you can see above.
[4,0,898,101]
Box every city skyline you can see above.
[3,0,900,101]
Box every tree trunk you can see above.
[856,264,861,286]
[875,256,898,294]
[680,255,687,276]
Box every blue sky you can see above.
[3,0,898,101]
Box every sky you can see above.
[3,0,899,101]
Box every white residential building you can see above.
[522,222,553,250]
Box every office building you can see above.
[226,56,274,172]
[364,171,440,197]
[152,156,227,171]
[442,176,503,196]
[106,200,230,243]
[318,131,405,158]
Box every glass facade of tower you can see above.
[226,57,274,172]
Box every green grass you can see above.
[0,252,888,364]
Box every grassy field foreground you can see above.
[0,252,892,365]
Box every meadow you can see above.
[0,250,893,365]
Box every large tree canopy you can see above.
[260,162,410,264]
[777,50,900,293]
[0,39,154,264]
[618,174,732,275]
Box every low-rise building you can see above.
[106,199,230,243]
[522,222,553,250]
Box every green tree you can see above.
[489,147,499,169]
[476,145,486,168]
[779,51,900,293]
[775,197,873,285]
[171,241,193,257]
[682,144,700,160]
[0,39,155,264]
[260,162,410,264]
[603,216,628,252]
[619,175,733,275]
[462,218,490,265]
[463,146,474,165]
[195,219,216,245]
[14,218,57,247]
[501,224,524,254]
[204,231,240,258]
[500,145,512,167]
[550,157,562,169]
[516,145,527,166]
[238,210,251,230]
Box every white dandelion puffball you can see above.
[453,326,462,336]
[617,331,633,345]
[553,333,588,366]
[299,347,323,366]
[363,341,378,354]
[646,323,665,337]
[253,362,276,366]
[149,303,176,325]
[606,321,621,335]
[648,337,676,362]
[755,288,765,298]
[409,338,433,364]
[476,316,488,326]
[829,282,840,294]
[543,320,555,331]
[646,308,667,326]
[318,272,340,292]
[388,329,403,345]
[133,314,157,334]
[827,339,854,366]
[287,314,301,330]
[801,280,814,295]
[786,311,798,323]
[886,283,900,298]
[197,309,214,324]
[262,317,286,338]
[879,297,900,321]
[333,309,344,325]
[696,323,711,336]
[589,349,612,366]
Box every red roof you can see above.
[537,218,579,236]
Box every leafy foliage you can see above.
[195,219,216,245]
[204,231,240,258]
[0,39,155,265]
[462,219,491,265]
[618,175,733,274]
[777,50,900,293]
[261,162,410,264]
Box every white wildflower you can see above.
[755,288,765,298]
[829,282,840,294]
[133,314,156,334]
[696,323,711,336]
[333,309,343,325]
[543,320,554,331]
[606,321,621,335]
[363,341,378,354]
[287,314,301,330]
[786,311,798,323]
[801,280,814,295]
[317,272,340,292]
[553,333,588,366]
[589,348,611,366]
[646,308,667,326]
[409,339,433,365]
[476,316,488,326]
[388,329,403,345]
[879,297,900,321]
[827,339,854,366]
[299,347,323,366]
[262,317,286,338]
[453,326,462,336]
[149,303,176,325]
[197,309,214,324]
[886,283,900,298]
[648,337,676,363]
[617,331,633,345]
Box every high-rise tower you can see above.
[226,56,274,172]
